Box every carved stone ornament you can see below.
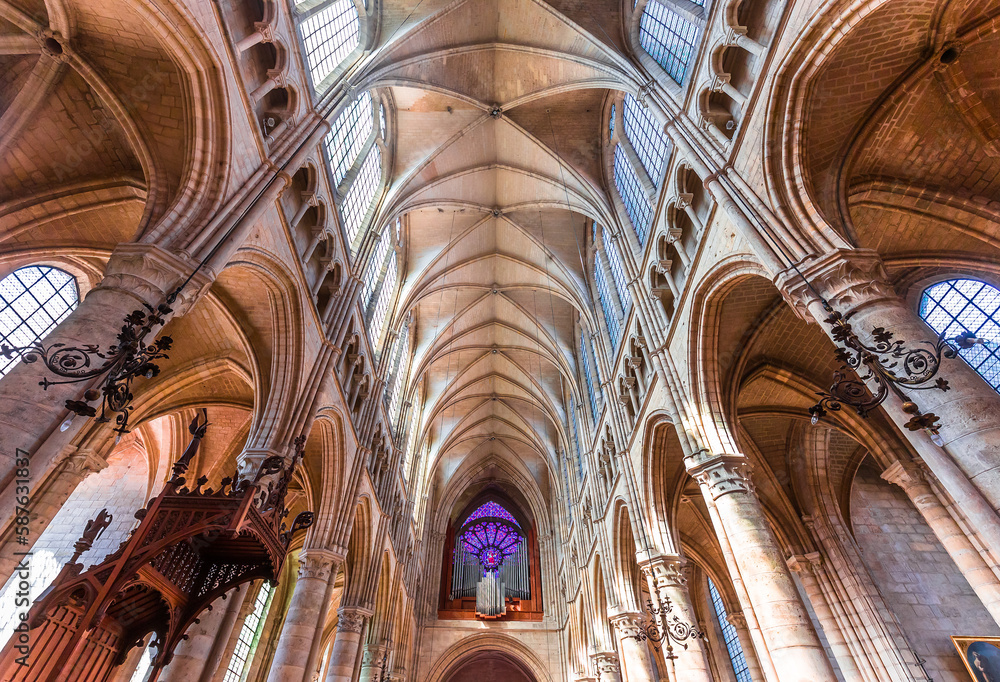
[774,248,897,323]
[98,243,212,316]
[298,550,341,581]
[609,613,644,639]
[591,652,620,675]
[641,554,687,593]
[684,450,755,500]
[337,607,368,633]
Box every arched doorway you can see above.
[442,651,537,682]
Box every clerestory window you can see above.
[639,0,701,85]
[325,91,374,187]
[613,146,652,245]
[623,93,670,186]
[341,145,382,247]
[363,223,398,350]
[298,0,360,93]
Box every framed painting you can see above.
[953,636,1000,681]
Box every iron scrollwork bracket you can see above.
[809,304,982,441]
[627,598,704,656]
[0,294,178,438]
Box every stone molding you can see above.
[774,248,896,322]
[786,552,822,574]
[880,460,926,495]
[96,243,213,316]
[684,450,755,500]
[590,652,620,675]
[57,446,108,479]
[336,605,371,633]
[609,612,644,638]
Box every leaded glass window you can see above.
[582,331,599,421]
[223,581,273,682]
[368,249,397,349]
[380,103,387,139]
[0,266,79,379]
[639,0,700,85]
[386,322,410,428]
[708,578,752,682]
[325,91,374,186]
[342,145,382,246]
[595,255,621,351]
[623,93,669,185]
[614,145,652,244]
[602,228,632,312]
[920,279,1000,391]
[609,103,616,135]
[299,0,360,92]
[361,226,392,311]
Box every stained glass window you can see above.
[614,145,652,245]
[708,578,752,682]
[639,0,700,85]
[299,0,360,92]
[623,93,670,186]
[602,228,631,312]
[465,501,520,526]
[342,145,382,246]
[0,266,78,379]
[325,91,374,186]
[920,279,1000,391]
[223,581,273,682]
[609,103,616,135]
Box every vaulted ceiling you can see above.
[361,0,639,499]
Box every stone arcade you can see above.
[0,0,999,679]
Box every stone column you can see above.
[786,554,862,682]
[640,556,713,682]
[267,550,342,682]
[882,460,1000,625]
[358,643,387,682]
[0,244,210,505]
[160,592,236,681]
[727,612,765,682]
[610,613,656,682]
[324,606,370,682]
[686,449,836,679]
[590,652,622,682]
[778,249,1000,556]
[198,587,245,682]
[0,445,107,584]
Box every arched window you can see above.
[379,103,387,139]
[623,94,670,186]
[920,279,1000,391]
[299,0,360,92]
[325,91,374,186]
[602,228,631,312]
[362,223,398,350]
[595,251,621,350]
[222,581,273,682]
[639,0,700,85]
[609,103,616,134]
[0,266,79,379]
[341,145,382,247]
[581,330,599,420]
[385,319,411,429]
[707,578,752,682]
[613,146,652,244]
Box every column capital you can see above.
[590,651,620,675]
[361,643,387,666]
[608,612,644,639]
[336,605,372,633]
[881,460,928,494]
[684,450,755,500]
[638,553,686,588]
[98,243,213,315]
[297,548,343,580]
[774,248,896,322]
[786,552,822,574]
[727,612,747,629]
[57,446,108,478]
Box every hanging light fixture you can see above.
[808,300,984,445]
[625,596,704,656]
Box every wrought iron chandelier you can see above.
[626,596,704,656]
[808,300,985,445]
[1,287,183,439]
